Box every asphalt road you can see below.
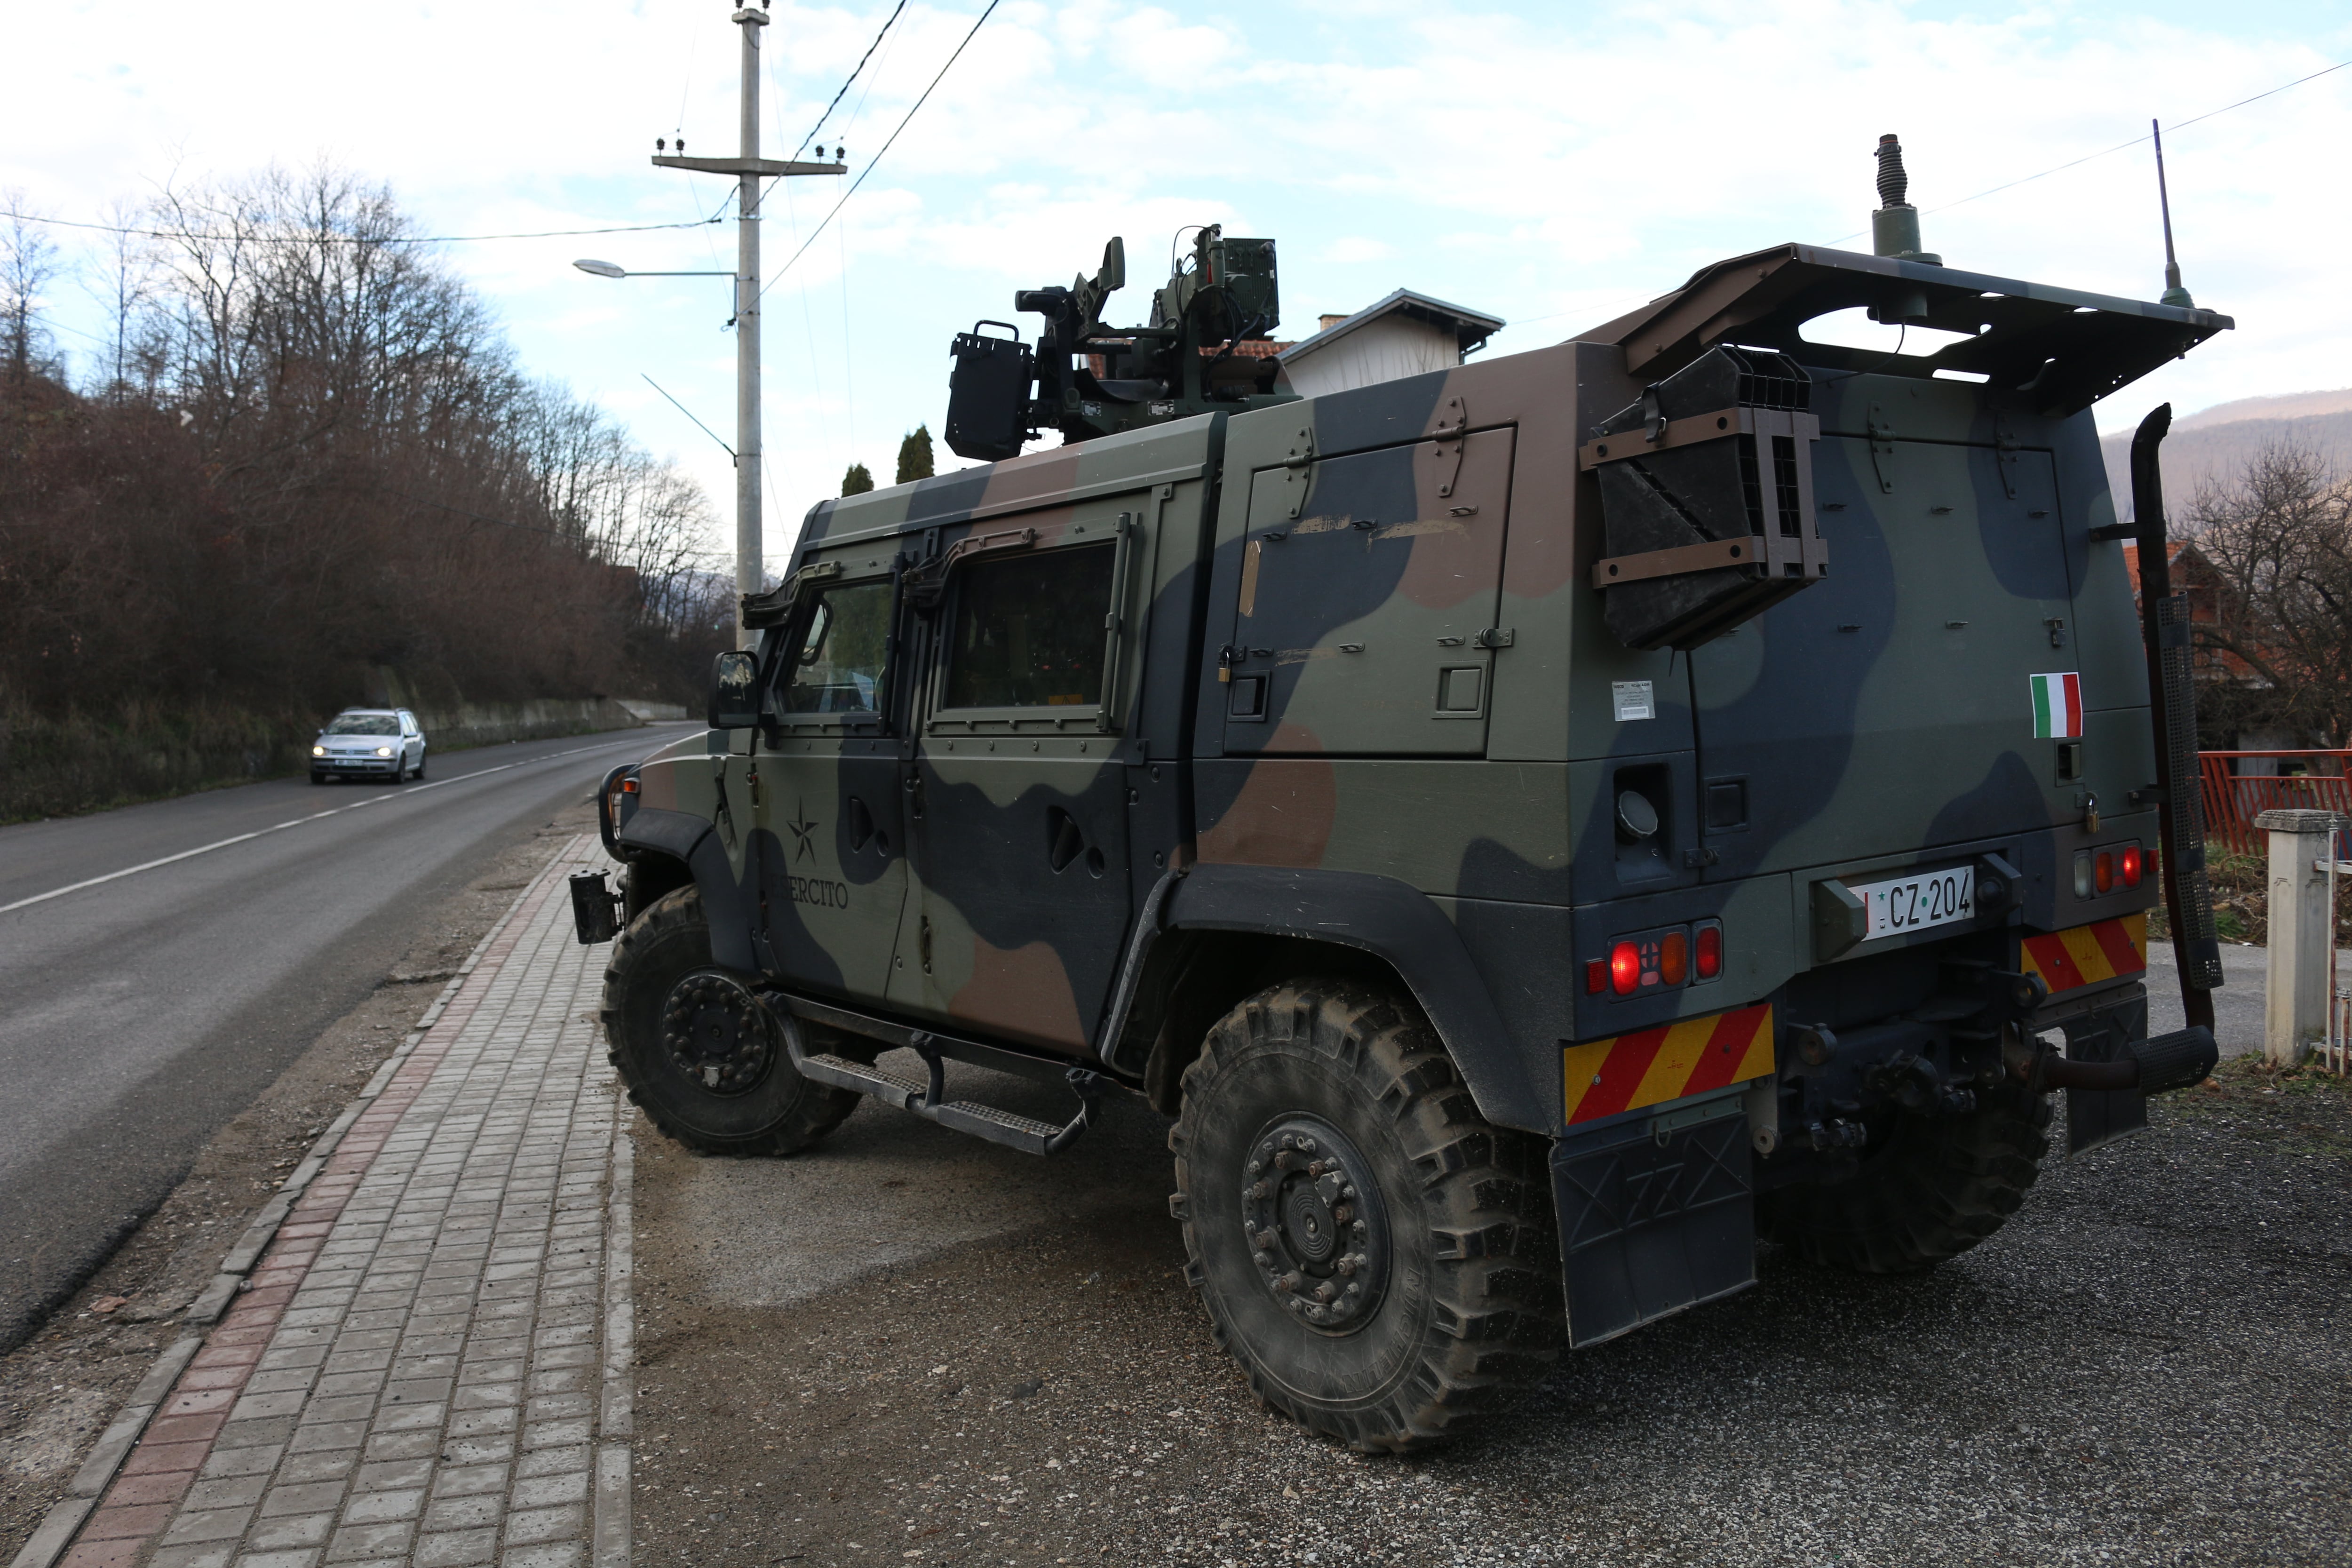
[0,724,694,1351]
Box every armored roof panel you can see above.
[1582,244,2232,419]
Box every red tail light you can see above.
[1609,941,1640,996]
[620,777,640,794]
[1586,958,1607,995]
[2121,844,2143,887]
[2095,851,2114,893]
[1659,931,1689,986]
[1695,924,1723,979]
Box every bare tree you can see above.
[1,192,61,386]
[2185,441,2352,748]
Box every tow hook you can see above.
[1803,1119,1867,1152]
[1867,1052,1978,1115]
[569,871,623,945]
[2006,1026,2219,1096]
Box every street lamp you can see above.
[572,259,734,281]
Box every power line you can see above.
[0,210,724,246]
[761,0,1002,301]
[792,0,907,158]
[1823,55,2352,243]
[1505,53,2352,332]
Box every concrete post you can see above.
[2256,808,2339,1067]
[732,5,767,650]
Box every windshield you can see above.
[325,714,400,736]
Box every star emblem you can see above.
[786,802,818,862]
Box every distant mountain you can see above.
[2099,390,2352,520]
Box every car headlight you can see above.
[375,746,395,757]
[312,745,326,757]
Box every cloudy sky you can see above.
[7,0,2349,576]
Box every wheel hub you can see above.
[659,971,774,1096]
[1240,1117,1389,1334]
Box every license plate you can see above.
[1849,866,1975,939]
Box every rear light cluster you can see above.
[1587,919,1724,996]
[2073,841,2146,899]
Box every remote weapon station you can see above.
[578,136,2231,1451]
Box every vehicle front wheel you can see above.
[310,772,327,785]
[600,884,865,1156]
[1171,979,1564,1451]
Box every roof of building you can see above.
[2122,538,2205,597]
[1277,288,1506,365]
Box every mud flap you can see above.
[1550,1088,1755,1348]
[2061,995,2149,1156]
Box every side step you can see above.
[778,1011,1101,1157]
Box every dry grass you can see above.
[2142,837,2352,945]
[0,700,316,824]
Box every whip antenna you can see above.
[2153,118,2193,307]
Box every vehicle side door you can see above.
[755,564,911,1004]
[1220,426,1516,756]
[887,515,1146,1055]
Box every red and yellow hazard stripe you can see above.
[2020,912,2147,994]
[1561,1003,1775,1126]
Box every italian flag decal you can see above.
[2031,672,2084,739]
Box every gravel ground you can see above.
[631,1049,2352,1568]
[0,801,595,1558]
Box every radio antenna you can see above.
[2153,118,2193,308]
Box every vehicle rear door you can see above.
[1688,414,2076,879]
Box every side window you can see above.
[943,545,1115,709]
[780,580,893,716]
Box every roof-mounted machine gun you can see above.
[943,225,1297,462]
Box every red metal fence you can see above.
[2198,751,2352,855]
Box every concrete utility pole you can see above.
[653,2,844,645]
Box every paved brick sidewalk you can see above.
[55,838,628,1568]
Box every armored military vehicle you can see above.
[574,141,2230,1451]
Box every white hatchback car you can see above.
[310,708,428,783]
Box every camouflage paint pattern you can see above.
[615,241,2229,1137]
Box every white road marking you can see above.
[0,732,680,915]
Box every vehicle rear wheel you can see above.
[1170,978,1564,1452]
[601,884,865,1156]
[413,750,427,780]
[1759,1084,2051,1273]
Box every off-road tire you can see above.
[601,884,863,1156]
[1760,1084,2051,1274]
[1170,978,1564,1452]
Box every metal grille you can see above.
[1736,435,1766,535]
[1772,435,1804,537]
[1719,344,1812,413]
[2159,594,2226,990]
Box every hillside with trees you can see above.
[2100,390,2352,517]
[0,166,732,816]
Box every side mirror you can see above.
[708,650,760,730]
[1099,236,1125,294]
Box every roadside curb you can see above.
[5,836,589,1568]
[593,1099,636,1568]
